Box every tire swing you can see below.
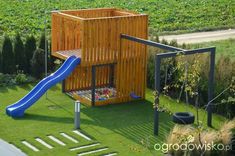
[172,61,195,125]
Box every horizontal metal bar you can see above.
[121,34,185,52]
[156,47,216,58]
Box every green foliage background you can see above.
[0,0,235,38]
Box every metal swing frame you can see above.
[121,34,216,135]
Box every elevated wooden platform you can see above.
[52,49,82,60]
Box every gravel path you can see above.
[159,29,235,44]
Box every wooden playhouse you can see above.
[51,8,148,106]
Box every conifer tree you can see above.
[25,35,36,73]
[2,36,15,74]
[14,33,25,71]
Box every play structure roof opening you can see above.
[58,8,140,19]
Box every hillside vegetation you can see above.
[0,0,235,38]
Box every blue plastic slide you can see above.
[6,55,81,117]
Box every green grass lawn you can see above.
[0,0,234,38]
[0,84,227,156]
[190,38,235,59]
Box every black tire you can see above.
[172,112,195,124]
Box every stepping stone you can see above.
[35,138,53,149]
[47,135,66,146]
[103,153,117,156]
[70,143,100,151]
[21,141,39,152]
[60,133,78,143]
[77,147,109,156]
[73,130,92,141]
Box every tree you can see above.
[31,48,45,79]
[39,33,47,51]
[38,32,53,72]
[25,35,36,74]
[2,36,15,74]
[14,33,25,72]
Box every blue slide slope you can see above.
[6,55,81,117]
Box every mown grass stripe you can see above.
[70,143,100,151]
[21,141,39,152]
[77,147,108,156]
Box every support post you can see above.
[207,47,216,127]
[74,100,80,129]
[109,64,114,87]
[91,66,96,106]
[62,80,65,93]
[154,55,161,135]
[44,7,48,99]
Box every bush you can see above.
[0,73,15,86]
[0,72,35,86]
[166,120,235,155]
[0,50,2,72]
[0,73,4,85]
[2,35,15,74]
[25,35,36,74]
[14,33,25,71]
[31,48,45,79]
[146,36,235,118]
[15,72,27,84]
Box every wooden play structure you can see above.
[51,8,148,106]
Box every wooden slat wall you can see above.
[64,65,112,92]
[51,12,82,54]
[52,10,148,105]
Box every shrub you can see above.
[2,35,15,74]
[15,72,27,84]
[0,50,2,72]
[166,120,235,155]
[25,35,36,74]
[31,48,45,79]
[147,51,155,89]
[0,73,4,85]
[0,74,15,86]
[38,33,55,72]
[39,33,46,50]
[146,37,235,118]
[14,33,25,71]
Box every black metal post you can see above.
[109,64,114,87]
[207,47,216,127]
[91,66,96,106]
[154,55,161,135]
[62,80,65,93]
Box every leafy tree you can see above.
[31,48,45,79]
[25,35,36,73]
[38,33,54,72]
[2,36,15,74]
[39,33,47,51]
[14,33,25,71]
